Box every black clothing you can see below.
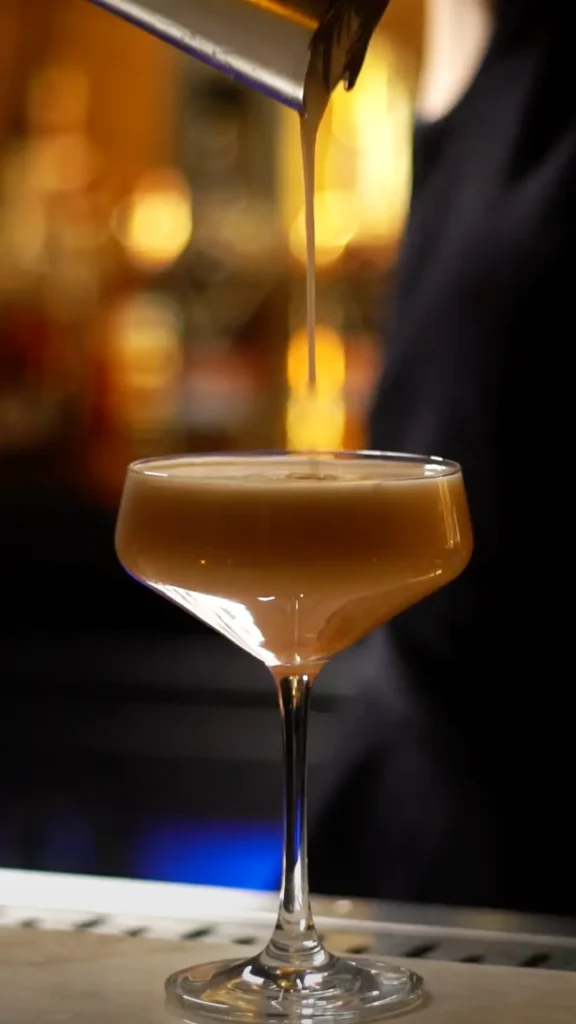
[310,4,575,915]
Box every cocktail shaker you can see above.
[87,0,391,113]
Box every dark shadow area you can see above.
[0,480,351,888]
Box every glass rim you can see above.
[126,449,463,478]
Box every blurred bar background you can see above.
[0,0,422,892]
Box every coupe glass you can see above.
[115,450,472,1022]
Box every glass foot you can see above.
[165,953,424,1022]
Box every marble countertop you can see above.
[1,928,575,1023]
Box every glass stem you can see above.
[263,674,329,970]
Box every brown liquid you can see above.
[300,60,331,389]
[301,116,318,388]
[300,12,367,388]
[116,455,473,676]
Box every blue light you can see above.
[131,818,283,890]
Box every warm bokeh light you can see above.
[114,168,193,272]
[289,190,360,266]
[285,393,346,451]
[0,0,424,500]
[286,324,347,449]
[106,292,183,429]
[280,30,414,258]
[287,324,346,397]
[345,41,413,243]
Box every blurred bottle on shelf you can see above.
[0,60,109,484]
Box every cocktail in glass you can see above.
[116,450,473,1022]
